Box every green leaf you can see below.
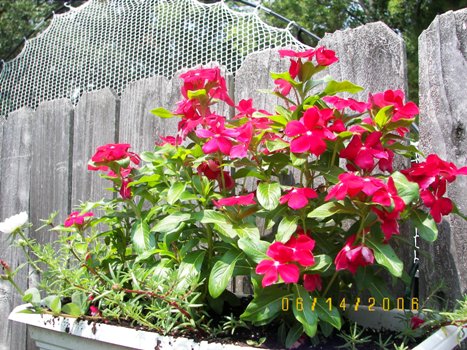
[257,182,281,210]
[265,139,289,153]
[131,220,154,254]
[392,171,419,205]
[305,254,332,272]
[366,236,403,277]
[276,216,298,243]
[62,303,82,317]
[322,80,363,96]
[315,298,341,329]
[374,105,393,129]
[195,210,227,226]
[293,285,318,337]
[275,105,293,121]
[285,322,304,348]
[152,213,191,233]
[187,89,207,99]
[308,201,349,219]
[23,288,40,304]
[44,295,61,315]
[176,250,205,292]
[209,250,243,298]
[270,71,296,85]
[412,209,438,242]
[241,287,289,325]
[232,167,267,181]
[150,107,174,119]
[167,182,186,205]
[238,238,269,263]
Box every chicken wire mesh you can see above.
[0,0,308,117]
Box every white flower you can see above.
[0,212,28,234]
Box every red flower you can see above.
[285,107,335,156]
[64,211,93,228]
[285,234,316,266]
[213,193,255,207]
[196,120,239,155]
[420,178,453,223]
[334,235,375,274]
[303,274,322,292]
[410,316,424,329]
[197,160,235,190]
[340,132,389,171]
[280,187,318,210]
[402,154,467,190]
[88,144,140,171]
[256,242,299,287]
[89,305,101,317]
[315,47,338,66]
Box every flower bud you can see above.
[112,284,122,291]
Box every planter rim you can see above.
[9,304,257,350]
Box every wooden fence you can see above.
[1,10,466,350]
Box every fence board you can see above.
[71,88,119,206]
[119,76,178,154]
[418,9,467,307]
[30,99,73,237]
[0,109,33,350]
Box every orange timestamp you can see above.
[281,297,419,312]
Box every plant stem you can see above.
[322,271,338,297]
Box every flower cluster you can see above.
[3,46,466,345]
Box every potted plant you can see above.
[3,47,467,349]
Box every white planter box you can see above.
[9,305,256,350]
[9,304,467,350]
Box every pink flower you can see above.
[256,242,299,287]
[315,47,338,66]
[323,96,369,113]
[280,187,318,210]
[370,89,419,122]
[196,120,239,155]
[88,144,140,171]
[89,305,101,317]
[230,123,253,159]
[213,193,255,207]
[279,49,316,60]
[334,235,374,274]
[326,173,385,201]
[274,78,293,96]
[64,211,93,227]
[303,274,322,292]
[236,99,256,118]
[285,234,316,266]
[285,107,335,156]
[157,135,182,146]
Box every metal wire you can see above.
[0,0,309,117]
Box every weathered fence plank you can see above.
[235,48,288,113]
[319,22,408,98]
[119,76,178,154]
[0,109,33,350]
[71,88,119,206]
[30,99,73,237]
[418,9,467,306]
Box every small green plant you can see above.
[336,322,372,350]
[221,313,250,335]
[375,333,394,350]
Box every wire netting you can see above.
[0,0,308,117]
